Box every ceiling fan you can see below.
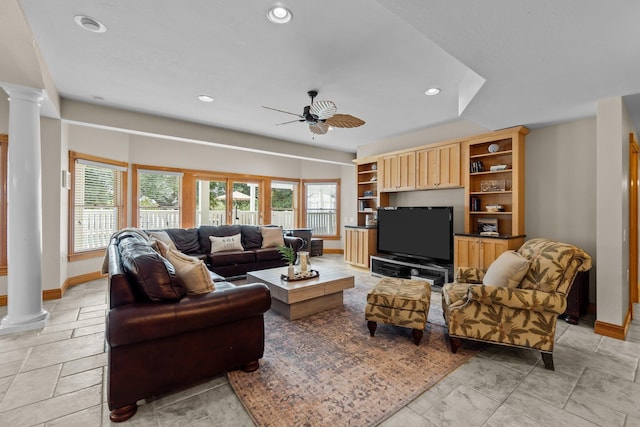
[263,90,365,136]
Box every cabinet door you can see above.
[344,228,376,268]
[416,144,461,189]
[396,152,416,191]
[454,236,480,270]
[380,155,398,191]
[437,143,461,188]
[416,148,439,189]
[478,239,509,270]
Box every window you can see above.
[271,180,298,229]
[69,152,127,259]
[303,180,340,237]
[0,135,7,274]
[134,167,182,229]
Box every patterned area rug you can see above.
[227,278,478,427]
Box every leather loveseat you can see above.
[162,224,304,278]
[105,231,272,422]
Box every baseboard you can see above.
[594,307,632,340]
[43,288,62,301]
[323,248,343,254]
[0,271,105,306]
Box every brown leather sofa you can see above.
[105,232,272,422]
[164,224,304,278]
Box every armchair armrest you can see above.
[455,267,484,284]
[467,284,567,315]
[107,283,271,347]
[283,235,305,252]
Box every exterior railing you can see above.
[77,208,337,250]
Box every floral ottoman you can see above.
[365,277,431,345]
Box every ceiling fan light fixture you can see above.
[74,15,106,33]
[425,87,441,96]
[198,94,214,102]
[267,5,292,24]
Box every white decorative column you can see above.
[0,84,49,335]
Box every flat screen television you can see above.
[377,206,453,265]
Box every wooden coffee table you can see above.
[246,266,355,320]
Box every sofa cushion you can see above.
[165,228,200,254]
[209,250,255,267]
[210,234,244,253]
[118,237,185,302]
[241,225,263,249]
[261,226,284,248]
[198,225,242,253]
[483,250,531,288]
[254,247,282,262]
[156,241,214,295]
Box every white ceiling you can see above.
[17,0,640,153]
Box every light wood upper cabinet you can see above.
[415,143,461,190]
[380,152,415,192]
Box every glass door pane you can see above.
[195,179,227,226]
[232,181,260,225]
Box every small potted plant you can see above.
[277,245,296,279]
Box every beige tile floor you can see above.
[0,254,639,426]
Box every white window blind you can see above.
[138,170,181,229]
[73,160,122,252]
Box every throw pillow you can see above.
[209,233,244,253]
[483,250,531,288]
[118,237,185,302]
[156,241,214,295]
[261,226,285,248]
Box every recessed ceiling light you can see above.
[425,88,441,96]
[198,95,214,102]
[74,15,107,33]
[267,5,292,24]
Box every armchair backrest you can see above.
[517,238,592,294]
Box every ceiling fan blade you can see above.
[309,122,329,135]
[262,106,303,118]
[309,101,337,120]
[274,119,304,126]
[325,114,365,128]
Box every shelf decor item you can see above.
[480,179,506,192]
[477,218,499,236]
[488,143,500,153]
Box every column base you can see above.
[0,310,49,336]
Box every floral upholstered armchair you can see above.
[442,238,592,370]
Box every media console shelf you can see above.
[370,255,452,286]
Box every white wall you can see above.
[525,118,597,300]
[596,97,636,325]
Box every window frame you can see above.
[132,164,184,229]
[0,135,7,275]
[68,151,128,261]
[301,179,341,239]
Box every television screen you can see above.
[377,206,453,264]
